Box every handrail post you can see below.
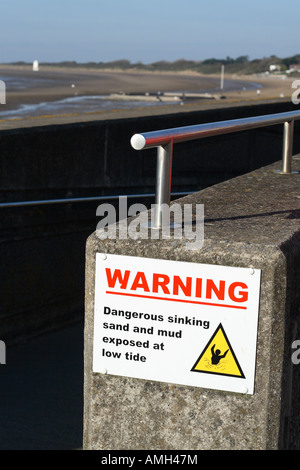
[275,120,299,174]
[282,120,294,173]
[153,141,173,229]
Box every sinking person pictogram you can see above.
[191,323,245,378]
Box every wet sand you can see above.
[0,65,224,109]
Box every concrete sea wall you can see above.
[1,101,299,344]
[84,157,300,450]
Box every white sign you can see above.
[93,254,261,394]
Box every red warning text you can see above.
[105,268,248,309]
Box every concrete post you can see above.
[83,158,300,450]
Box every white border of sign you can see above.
[93,254,261,394]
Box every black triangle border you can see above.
[191,323,245,379]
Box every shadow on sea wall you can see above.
[1,100,299,344]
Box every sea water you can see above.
[0,94,180,119]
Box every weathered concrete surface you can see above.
[84,157,300,450]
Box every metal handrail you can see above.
[0,191,190,209]
[131,109,300,228]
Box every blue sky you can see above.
[1,0,299,64]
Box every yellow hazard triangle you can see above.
[191,323,245,378]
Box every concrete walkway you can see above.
[0,321,84,450]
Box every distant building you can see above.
[269,64,281,72]
[33,60,39,71]
[288,64,300,73]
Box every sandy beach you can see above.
[0,65,226,109]
[0,64,298,128]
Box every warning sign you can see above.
[191,323,245,378]
[93,254,261,394]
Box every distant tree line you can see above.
[8,54,300,75]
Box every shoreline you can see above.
[0,65,298,129]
